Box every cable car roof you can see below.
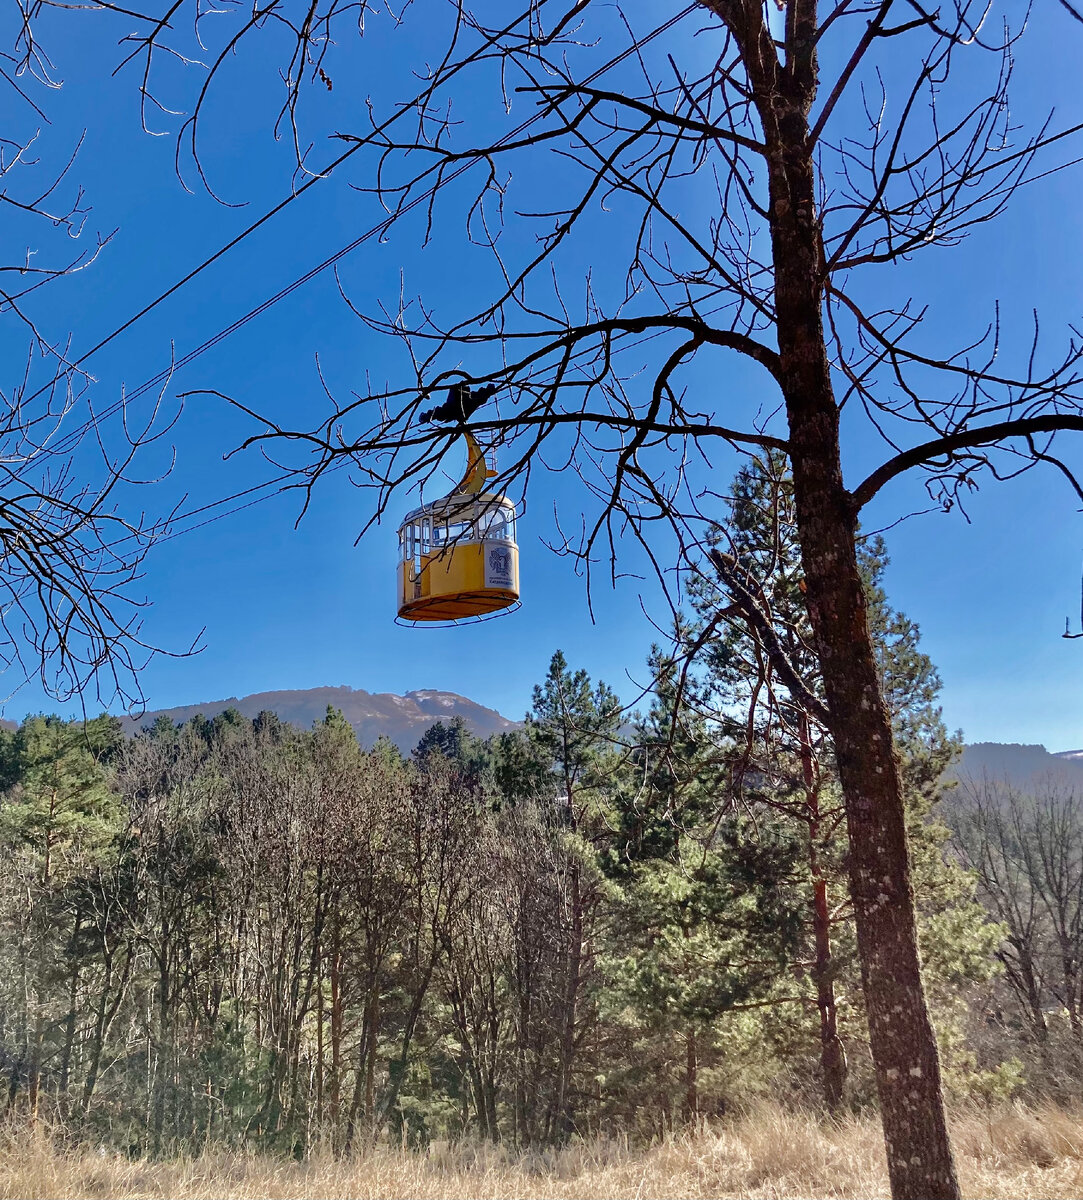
[400,491,516,527]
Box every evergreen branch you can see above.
[708,548,830,727]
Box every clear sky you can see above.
[3,1,1083,749]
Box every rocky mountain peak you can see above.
[117,684,519,752]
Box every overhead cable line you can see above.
[50,8,700,552]
[129,313,686,549]
[43,4,697,463]
[26,0,560,414]
[116,309,686,553]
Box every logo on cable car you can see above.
[485,546,514,589]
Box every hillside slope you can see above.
[950,742,1083,792]
[118,686,519,752]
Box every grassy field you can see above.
[5,1103,1083,1200]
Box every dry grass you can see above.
[4,1104,1083,1199]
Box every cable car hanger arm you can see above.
[419,378,501,496]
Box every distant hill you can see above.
[15,689,1083,789]
[117,686,519,753]
[949,742,1083,793]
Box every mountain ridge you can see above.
[116,684,520,752]
[951,741,1083,791]
[6,687,1078,785]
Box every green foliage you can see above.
[526,649,622,814]
[489,729,551,804]
[0,590,1025,1146]
[649,451,1008,1109]
[413,715,491,786]
[603,641,805,1048]
[608,821,804,1024]
[0,714,122,883]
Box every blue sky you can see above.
[3,1,1083,749]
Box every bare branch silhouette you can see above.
[18,0,1083,1192]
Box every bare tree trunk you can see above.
[810,870,845,1113]
[553,861,583,1141]
[683,1029,698,1124]
[60,910,83,1097]
[316,953,325,1130]
[1009,944,1049,1043]
[781,249,959,1200]
[82,948,133,1113]
[363,991,378,1130]
[784,273,958,1200]
[343,986,380,1153]
[329,919,342,1138]
[801,718,845,1112]
[758,32,960,1195]
[152,918,173,1155]
[513,947,533,1148]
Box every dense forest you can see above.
[0,461,1076,1155]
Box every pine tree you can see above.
[413,716,490,785]
[523,651,621,1139]
[0,715,123,1116]
[603,645,805,1120]
[681,452,1000,1109]
[488,729,551,806]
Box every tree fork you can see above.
[791,423,959,1199]
[765,82,961,1200]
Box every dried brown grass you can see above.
[4,1103,1083,1199]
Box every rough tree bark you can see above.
[733,3,960,1191]
[552,862,584,1142]
[800,718,845,1113]
[73,0,1083,1189]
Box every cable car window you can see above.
[480,508,512,540]
[420,517,431,555]
[446,519,474,543]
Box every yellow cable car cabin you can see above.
[396,432,520,622]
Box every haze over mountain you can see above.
[950,742,1083,792]
[118,686,519,752]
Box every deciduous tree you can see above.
[16,3,1083,1186]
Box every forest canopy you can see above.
[0,461,1047,1153]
